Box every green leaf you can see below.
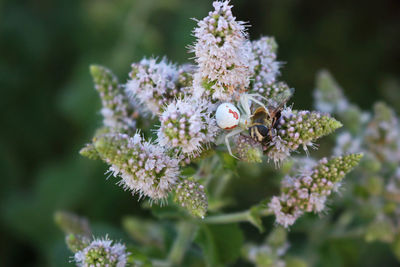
[248,199,270,232]
[127,246,153,267]
[391,234,400,262]
[249,206,264,232]
[220,151,238,170]
[285,257,309,267]
[195,224,244,266]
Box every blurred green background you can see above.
[1,0,399,266]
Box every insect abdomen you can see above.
[249,125,269,142]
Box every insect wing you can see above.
[268,88,294,109]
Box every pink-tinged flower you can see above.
[191,1,253,101]
[157,98,219,157]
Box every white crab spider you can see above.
[215,94,268,158]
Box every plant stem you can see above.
[213,173,232,198]
[201,208,272,224]
[202,210,251,224]
[167,221,196,266]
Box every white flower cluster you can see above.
[82,1,354,215]
[174,178,208,218]
[333,131,362,156]
[245,243,287,267]
[266,108,342,165]
[90,65,137,134]
[126,58,186,115]
[269,154,362,227]
[158,98,219,156]
[313,70,349,113]
[192,0,252,101]
[94,133,180,201]
[235,135,263,163]
[249,36,281,94]
[74,237,128,267]
[365,102,400,163]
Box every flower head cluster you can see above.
[249,36,280,94]
[174,178,208,218]
[177,64,196,89]
[386,168,400,197]
[313,70,349,113]
[93,133,180,200]
[244,243,286,267]
[235,135,263,163]
[243,227,292,267]
[314,70,370,135]
[333,131,362,156]
[263,82,292,102]
[269,154,362,227]
[266,109,342,164]
[157,98,219,156]
[365,102,400,163]
[126,58,189,115]
[192,0,252,101]
[74,236,128,267]
[90,65,136,134]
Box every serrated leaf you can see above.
[249,206,264,232]
[195,224,244,266]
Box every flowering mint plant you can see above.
[57,1,363,266]
[312,71,400,261]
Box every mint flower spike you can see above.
[74,236,128,267]
[94,133,180,202]
[333,131,362,156]
[79,143,101,160]
[126,57,191,116]
[235,135,263,163]
[267,109,343,165]
[157,97,219,157]
[269,153,363,228]
[313,70,349,113]
[192,0,252,101]
[365,102,400,162]
[249,36,281,95]
[174,178,208,218]
[90,65,136,134]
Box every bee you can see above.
[248,89,293,143]
[215,89,293,158]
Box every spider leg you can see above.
[247,95,268,114]
[239,94,251,116]
[247,93,268,101]
[225,128,244,159]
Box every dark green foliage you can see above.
[195,224,244,266]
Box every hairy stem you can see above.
[202,208,272,224]
[202,210,251,224]
[167,221,197,265]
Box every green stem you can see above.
[202,208,272,224]
[202,210,251,224]
[213,173,232,198]
[167,221,196,265]
[328,227,365,239]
